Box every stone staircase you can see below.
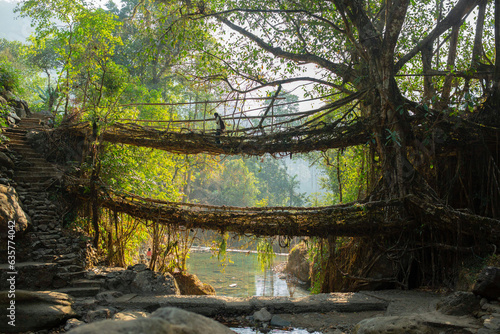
[2,117,91,289]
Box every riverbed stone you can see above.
[271,314,291,327]
[173,272,216,295]
[254,307,273,322]
[84,307,116,323]
[65,318,84,331]
[113,310,149,320]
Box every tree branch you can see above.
[258,84,282,130]
[383,0,410,61]
[215,15,356,83]
[395,0,481,72]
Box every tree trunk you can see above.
[494,0,500,103]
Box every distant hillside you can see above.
[0,1,33,42]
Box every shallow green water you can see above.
[186,250,309,298]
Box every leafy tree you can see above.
[17,0,124,116]
[161,0,500,292]
[177,0,498,202]
[246,156,305,206]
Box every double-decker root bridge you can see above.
[53,112,500,241]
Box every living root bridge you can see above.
[98,191,405,237]
[73,185,500,240]
[60,119,370,156]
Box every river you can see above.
[186,249,309,298]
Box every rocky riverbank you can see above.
[2,281,500,333]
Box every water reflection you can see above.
[186,250,309,297]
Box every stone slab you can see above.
[114,292,388,316]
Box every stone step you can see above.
[56,259,78,266]
[5,132,28,138]
[57,270,87,280]
[60,265,85,273]
[17,183,54,191]
[21,117,48,122]
[4,129,27,135]
[40,254,57,262]
[16,164,57,171]
[72,278,104,289]
[16,172,61,179]
[16,170,60,176]
[31,216,59,222]
[7,144,33,150]
[9,148,35,155]
[5,136,27,142]
[16,125,45,130]
[54,286,101,298]
[14,176,60,183]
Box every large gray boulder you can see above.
[0,185,31,247]
[67,307,235,334]
[103,264,180,295]
[0,290,76,333]
[353,312,481,334]
[151,307,235,334]
[67,318,177,334]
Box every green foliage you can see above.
[246,156,305,206]
[0,58,20,93]
[306,238,329,294]
[257,238,276,272]
[311,146,368,205]
[211,232,234,272]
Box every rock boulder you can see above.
[436,291,481,316]
[103,264,180,295]
[354,312,481,334]
[151,307,235,334]
[173,272,216,295]
[0,290,76,333]
[473,266,500,301]
[67,307,234,334]
[67,318,176,334]
[285,241,311,284]
[0,185,31,249]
